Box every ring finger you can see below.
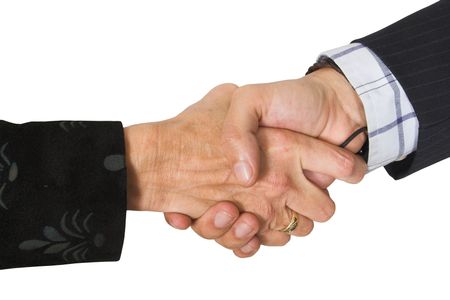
[288,213,314,237]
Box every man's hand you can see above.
[222,68,367,186]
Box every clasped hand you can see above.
[124,68,367,257]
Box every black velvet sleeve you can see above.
[352,0,450,179]
[0,120,127,269]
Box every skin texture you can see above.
[125,83,367,257]
[222,67,367,186]
[165,68,368,257]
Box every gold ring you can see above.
[280,211,299,234]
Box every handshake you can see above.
[124,67,368,258]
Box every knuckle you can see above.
[317,200,336,222]
[335,150,356,178]
[278,235,291,246]
[215,215,260,250]
[264,129,292,146]
[192,224,215,240]
[351,170,365,184]
[234,248,257,258]
[165,213,191,230]
[212,83,239,95]
[218,238,247,250]
[215,233,245,249]
[215,238,237,250]
[233,250,250,258]
[303,222,314,236]
[351,159,367,184]
[263,172,291,192]
[241,213,260,231]
[262,234,290,246]
[256,202,277,225]
[298,220,314,236]
[231,84,258,102]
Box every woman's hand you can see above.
[124,83,366,255]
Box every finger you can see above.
[191,201,240,240]
[286,183,336,223]
[269,207,315,237]
[298,137,367,184]
[161,192,215,219]
[289,214,314,237]
[181,83,238,115]
[164,212,192,230]
[303,170,335,189]
[215,212,260,249]
[233,236,261,258]
[222,85,265,186]
[258,230,291,246]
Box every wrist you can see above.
[124,122,161,211]
[124,118,231,217]
[309,67,367,152]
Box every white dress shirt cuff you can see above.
[317,43,419,171]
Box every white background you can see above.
[0,0,448,299]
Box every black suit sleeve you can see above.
[0,120,127,269]
[352,0,450,179]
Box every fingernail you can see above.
[235,222,253,238]
[240,244,254,254]
[234,161,252,184]
[214,211,234,228]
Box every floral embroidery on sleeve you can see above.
[19,209,106,262]
[0,142,18,210]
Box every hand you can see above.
[166,68,368,257]
[165,201,263,258]
[222,67,367,186]
[125,83,366,256]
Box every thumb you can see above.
[222,86,264,186]
[222,80,329,186]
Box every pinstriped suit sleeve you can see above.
[315,44,419,174]
[352,0,450,179]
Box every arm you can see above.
[126,84,366,255]
[165,1,450,258]
[220,1,449,182]
[0,121,126,269]
[0,84,367,269]
[352,0,450,178]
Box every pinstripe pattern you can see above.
[353,0,450,179]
